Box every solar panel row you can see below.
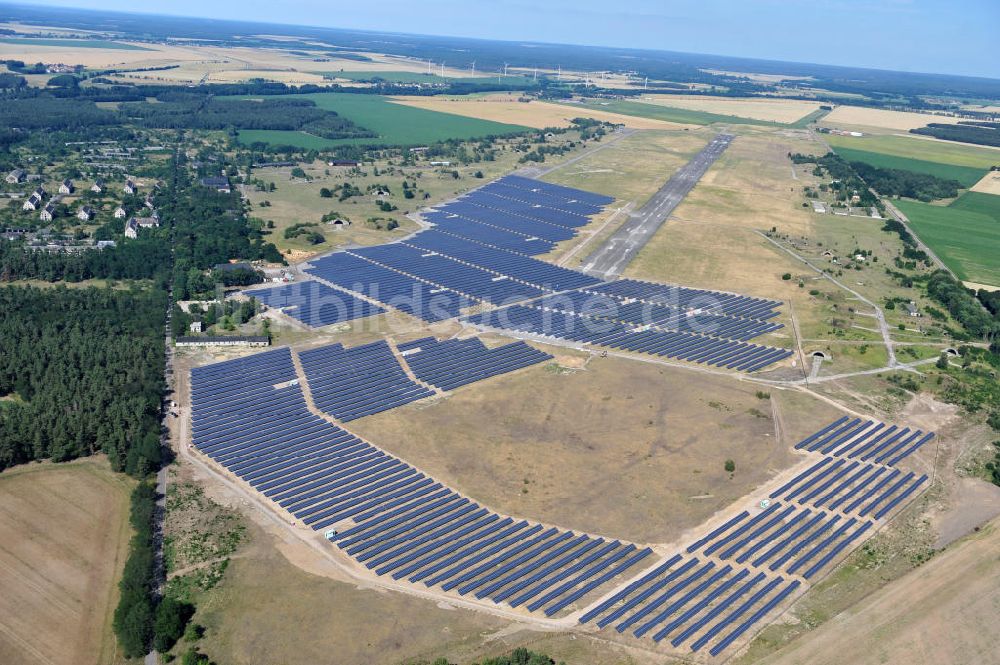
[298,340,435,421]
[244,280,385,329]
[398,336,553,391]
[467,305,793,373]
[531,290,782,342]
[350,243,546,304]
[584,279,782,321]
[404,230,600,292]
[190,349,653,618]
[794,416,935,466]
[305,252,470,322]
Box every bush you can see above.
[781,273,792,281]
[153,597,195,653]
[724,459,736,473]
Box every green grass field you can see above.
[237,93,528,147]
[834,146,986,187]
[826,133,1000,170]
[948,190,1000,221]
[0,37,150,50]
[896,198,1000,286]
[557,99,777,126]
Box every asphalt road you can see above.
[579,133,733,279]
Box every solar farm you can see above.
[186,175,936,660]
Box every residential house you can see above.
[39,203,56,222]
[199,176,231,193]
[76,205,95,221]
[5,168,25,184]
[22,194,41,211]
[123,179,137,194]
[58,179,74,194]
[124,217,139,239]
[114,206,127,218]
[90,179,105,194]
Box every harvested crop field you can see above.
[640,95,823,124]
[970,171,1000,195]
[0,458,133,665]
[391,96,693,130]
[347,350,842,544]
[557,99,777,127]
[822,106,963,131]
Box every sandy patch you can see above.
[390,97,694,130]
[641,94,822,123]
[822,106,963,132]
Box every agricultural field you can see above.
[237,93,529,147]
[639,94,824,124]
[831,147,987,188]
[0,458,133,665]
[896,198,1000,287]
[947,190,1000,221]
[970,170,1000,195]
[557,98,781,127]
[347,349,841,544]
[392,95,695,130]
[0,36,150,49]
[824,133,1000,170]
[821,106,964,132]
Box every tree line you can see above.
[912,122,1000,148]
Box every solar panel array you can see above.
[298,341,435,421]
[466,304,792,372]
[244,280,385,328]
[585,279,782,320]
[531,290,782,341]
[793,416,935,466]
[190,347,654,618]
[305,252,469,323]
[398,337,553,391]
[577,416,933,655]
[580,556,801,656]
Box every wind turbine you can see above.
[503,62,509,77]
[533,66,538,82]
[470,60,476,77]
[440,61,445,77]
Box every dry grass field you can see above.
[541,129,711,205]
[391,96,696,130]
[821,106,963,132]
[0,458,133,665]
[640,95,823,124]
[970,171,1000,195]
[753,518,1000,665]
[347,349,842,544]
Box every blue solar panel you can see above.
[244,280,385,328]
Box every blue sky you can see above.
[24,0,999,78]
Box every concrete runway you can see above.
[579,133,733,279]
